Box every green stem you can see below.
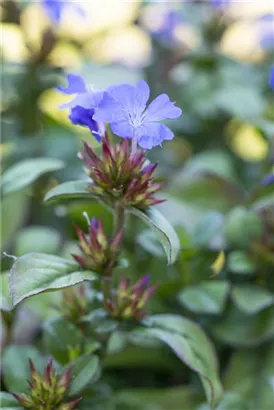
[113,201,125,237]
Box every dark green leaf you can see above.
[133,314,223,408]
[227,251,256,274]
[129,207,180,265]
[213,306,274,346]
[9,253,97,307]
[43,318,84,365]
[0,392,24,410]
[1,158,64,195]
[178,281,229,314]
[44,180,92,202]
[232,285,274,314]
[68,355,101,396]
[2,345,45,392]
[224,344,274,409]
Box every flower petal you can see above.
[110,121,135,139]
[69,106,101,141]
[42,0,63,23]
[137,123,174,149]
[57,74,87,95]
[145,94,182,122]
[94,92,127,123]
[60,91,102,110]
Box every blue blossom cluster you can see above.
[42,0,85,24]
[58,74,182,149]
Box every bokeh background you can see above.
[1,1,274,409]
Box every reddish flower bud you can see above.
[105,274,157,320]
[12,360,80,410]
[80,135,164,209]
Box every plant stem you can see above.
[113,201,125,237]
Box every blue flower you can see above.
[42,0,85,24]
[152,9,182,46]
[259,14,274,50]
[93,80,182,149]
[58,74,104,141]
[261,173,274,186]
[269,66,274,90]
[210,0,230,8]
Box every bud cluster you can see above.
[80,136,164,209]
[72,218,123,275]
[59,286,89,323]
[105,275,157,320]
[13,360,80,410]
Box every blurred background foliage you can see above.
[1,1,274,409]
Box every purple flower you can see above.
[262,173,274,186]
[152,9,182,46]
[93,80,182,149]
[259,14,274,50]
[270,66,274,90]
[58,74,104,141]
[210,0,230,8]
[42,0,85,24]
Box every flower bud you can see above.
[72,218,123,274]
[12,360,81,410]
[105,275,157,320]
[80,135,165,209]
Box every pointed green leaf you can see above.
[68,355,101,396]
[44,180,92,202]
[232,285,274,314]
[9,253,97,307]
[132,314,223,409]
[1,158,64,195]
[43,318,85,365]
[178,281,229,314]
[130,207,180,265]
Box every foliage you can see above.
[1,1,274,410]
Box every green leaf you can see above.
[213,306,274,347]
[129,207,180,265]
[43,318,84,365]
[1,158,64,195]
[115,386,200,410]
[0,272,11,311]
[1,190,28,250]
[0,392,24,410]
[197,392,247,410]
[132,314,223,409]
[9,253,97,307]
[178,281,229,314]
[2,345,45,392]
[193,212,224,247]
[15,226,61,256]
[231,285,274,314]
[224,343,274,409]
[67,355,101,396]
[227,251,256,274]
[44,180,92,202]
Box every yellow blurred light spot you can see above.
[59,0,140,40]
[21,3,50,51]
[39,89,71,125]
[0,23,28,62]
[0,143,14,161]
[84,25,151,67]
[231,125,268,162]
[227,2,274,18]
[174,24,199,50]
[211,251,225,277]
[49,43,82,69]
[220,21,263,62]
